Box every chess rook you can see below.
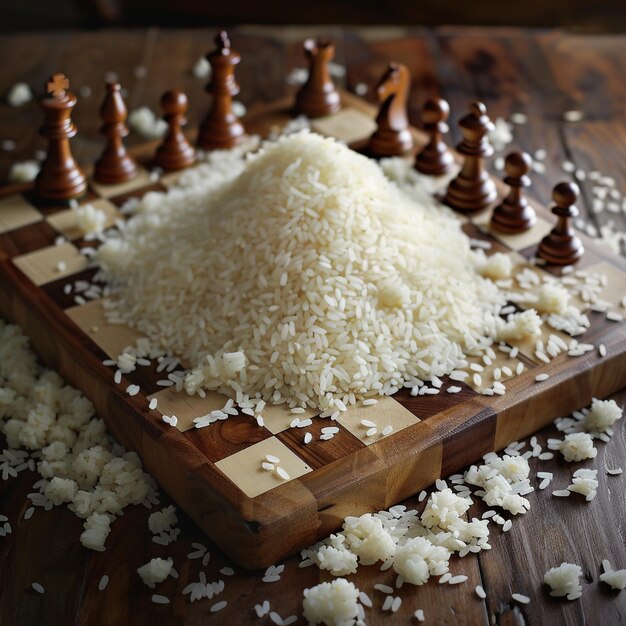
[294,39,341,118]
[538,181,584,265]
[155,90,196,171]
[491,151,536,233]
[94,82,138,185]
[366,63,414,158]
[414,98,454,176]
[35,73,87,203]
[443,101,497,213]
[198,31,245,150]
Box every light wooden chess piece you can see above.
[94,82,138,184]
[198,31,245,150]
[366,62,414,158]
[537,181,584,265]
[35,73,87,202]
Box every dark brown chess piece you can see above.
[491,151,536,233]
[94,82,138,184]
[198,31,245,150]
[414,98,454,176]
[294,39,341,118]
[366,63,414,158]
[35,73,87,203]
[443,101,497,213]
[537,181,584,265]
[155,90,196,171]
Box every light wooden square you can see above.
[215,437,312,498]
[261,404,319,434]
[148,388,231,432]
[585,260,626,310]
[473,212,553,251]
[310,107,377,145]
[0,194,42,234]
[66,298,142,357]
[12,242,88,286]
[335,396,420,445]
[46,198,121,240]
[89,167,152,198]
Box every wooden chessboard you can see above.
[1,91,625,569]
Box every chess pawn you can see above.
[537,182,584,265]
[443,101,497,213]
[294,39,341,118]
[35,73,87,203]
[490,151,536,233]
[414,98,454,176]
[155,90,196,171]
[94,82,138,184]
[198,31,245,150]
[366,62,414,158]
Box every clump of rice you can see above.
[600,561,626,590]
[80,512,112,552]
[544,562,583,600]
[567,468,599,501]
[73,203,107,236]
[477,252,513,281]
[302,578,363,626]
[148,505,178,534]
[0,320,157,551]
[137,557,174,587]
[465,453,532,515]
[303,485,489,586]
[554,398,623,441]
[549,432,597,462]
[97,131,510,413]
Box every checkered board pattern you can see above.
[1,92,625,568]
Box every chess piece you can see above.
[443,101,497,213]
[294,39,341,118]
[198,31,245,150]
[414,98,454,176]
[155,90,196,171]
[537,182,584,265]
[366,63,414,158]
[94,82,138,184]
[491,151,536,233]
[35,73,87,203]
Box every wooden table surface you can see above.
[0,26,625,626]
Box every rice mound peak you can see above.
[97,131,504,412]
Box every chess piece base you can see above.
[155,142,196,172]
[415,149,455,177]
[295,90,341,119]
[35,164,87,203]
[443,173,497,213]
[538,232,584,266]
[198,117,245,150]
[490,202,536,234]
[367,128,413,158]
[94,153,138,185]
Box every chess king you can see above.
[35,73,87,202]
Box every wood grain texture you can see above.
[0,26,625,626]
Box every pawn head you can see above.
[552,181,579,208]
[422,98,450,125]
[504,151,532,178]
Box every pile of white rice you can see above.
[97,131,509,413]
